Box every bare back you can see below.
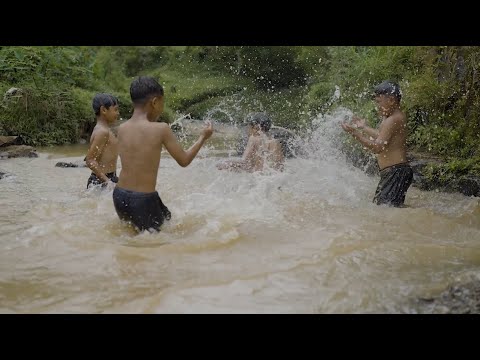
[116,117,211,192]
[117,119,166,192]
[246,134,285,172]
[376,110,408,170]
[87,125,118,174]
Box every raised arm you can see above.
[271,141,285,171]
[162,120,213,167]
[85,129,110,182]
[351,115,379,138]
[241,135,258,165]
[216,135,258,171]
[342,115,399,154]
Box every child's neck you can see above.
[382,105,400,118]
[96,118,110,127]
[131,107,154,122]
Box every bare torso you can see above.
[376,111,408,170]
[89,126,118,173]
[248,134,284,172]
[116,119,164,193]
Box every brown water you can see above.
[1,114,479,313]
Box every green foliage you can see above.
[294,46,330,78]
[149,62,249,112]
[110,46,170,76]
[0,86,93,146]
[0,46,95,88]
[296,45,480,183]
[1,44,480,173]
[304,81,337,114]
[423,157,480,184]
[237,46,306,89]
[158,106,175,124]
[183,46,307,89]
[90,47,129,92]
[408,124,478,158]
[303,46,480,156]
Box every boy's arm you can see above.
[360,125,380,138]
[85,129,110,182]
[241,135,258,164]
[162,121,213,167]
[351,116,379,138]
[272,141,285,171]
[217,136,257,171]
[342,115,398,154]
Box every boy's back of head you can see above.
[373,80,402,102]
[130,76,164,106]
[247,112,272,132]
[92,93,118,116]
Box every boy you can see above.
[113,76,213,232]
[217,112,284,172]
[85,93,119,189]
[341,80,413,207]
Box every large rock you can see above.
[455,176,480,197]
[408,152,445,191]
[346,150,480,197]
[55,161,87,168]
[409,159,436,190]
[347,150,378,177]
[3,87,23,101]
[0,145,38,158]
[0,136,21,147]
[416,281,480,314]
[406,152,480,196]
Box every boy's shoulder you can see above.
[156,122,171,130]
[118,120,170,139]
[90,125,110,140]
[153,122,172,137]
[93,123,110,132]
[388,110,406,125]
[120,119,169,129]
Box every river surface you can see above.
[1,113,479,313]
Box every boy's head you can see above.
[247,112,272,133]
[92,93,119,124]
[130,76,164,121]
[373,81,401,115]
[373,80,401,101]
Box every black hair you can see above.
[373,80,402,102]
[247,112,272,132]
[92,93,118,116]
[130,76,164,105]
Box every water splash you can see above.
[1,108,480,313]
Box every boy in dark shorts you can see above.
[85,93,120,190]
[113,76,213,232]
[341,81,413,207]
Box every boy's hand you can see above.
[351,115,366,129]
[105,180,116,191]
[201,120,213,140]
[341,122,356,134]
